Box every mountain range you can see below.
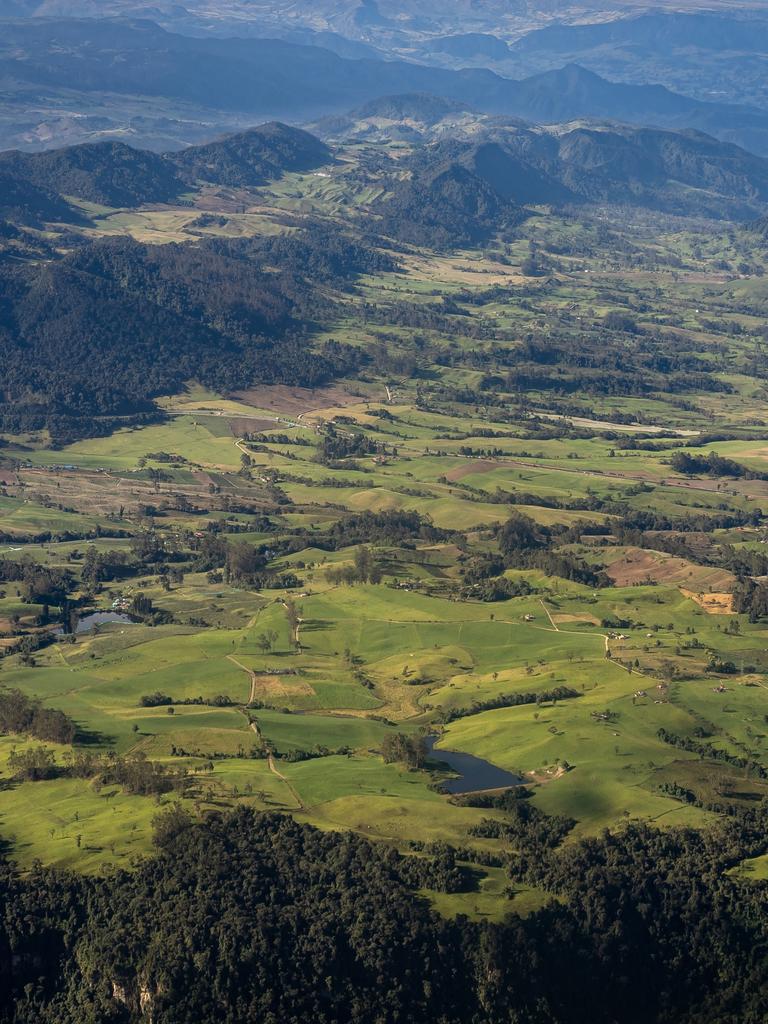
[504,11,768,111]
[4,111,768,236]
[3,16,768,156]
[377,119,768,229]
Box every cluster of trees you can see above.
[224,541,268,588]
[261,511,451,565]
[181,533,284,589]
[670,450,768,480]
[129,594,173,626]
[459,555,535,601]
[80,547,134,587]
[615,506,761,533]
[139,693,235,708]
[462,575,533,602]
[8,746,188,795]
[469,802,575,850]
[186,535,295,591]
[0,557,71,606]
[476,324,735,402]
[497,512,608,587]
[656,728,768,780]
[317,429,381,465]
[7,745,60,781]
[381,732,427,769]
[0,689,76,744]
[506,364,730,399]
[324,510,450,549]
[436,686,580,724]
[326,546,383,586]
[732,577,768,622]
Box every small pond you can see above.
[55,612,133,636]
[425,735,523,794]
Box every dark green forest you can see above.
[0,229,376,440]
[2,807,767,1024]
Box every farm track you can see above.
[241,706,304,809]
[533,604,654,683]
[227,654,258,703]
[539,599,559,630]
[268,755,304,809]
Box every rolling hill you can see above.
[373,159,524,248]
[0,124,333,215]
[172,122,332,188]
[0,141,185,207]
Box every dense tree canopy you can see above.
[0,231,371,439]
[1,808,768,1023]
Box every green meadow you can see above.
[3,175,768,914]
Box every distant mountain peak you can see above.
[353,93,472,122]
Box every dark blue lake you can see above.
[425,735,523,794]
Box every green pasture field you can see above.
[0,496,112,538]
[23,416,241,471]
[439,693,715,835]
[423,868,551,923]
[5,179,768,909]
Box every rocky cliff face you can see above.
[111,976,164,1022]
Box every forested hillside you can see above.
[3,809,768,1023]
[0,232,370,438]
[0,142,185,207]
[172,122,332,187]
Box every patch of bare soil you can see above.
[251,674,315,700]
[233,384,361,416]
[225,417,278,437]
[679,589,735,615]
[526,765,569,785]
[606,548,734,591]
